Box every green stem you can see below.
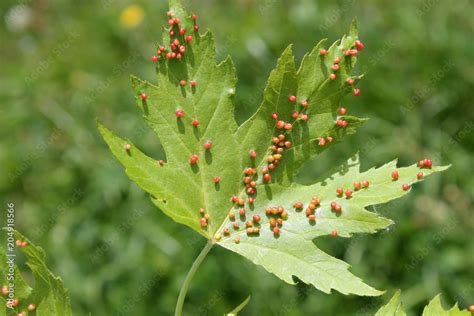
[175,240,214,316]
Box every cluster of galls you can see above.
[198,208,210,228]
[1,286,36,313]
[317,107,351,147]
[265,206,289,236]
[151,11,199,62]
[320,39,364,96]
[392,158,432,191]
[294,196,321,223]
[15,239,28,247]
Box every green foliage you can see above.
[376,291,470,315]
[0,231,72,316]
[99,0,448,298]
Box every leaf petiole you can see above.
[175,239,214,316]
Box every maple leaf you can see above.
[375,291,470,315]
[0,230,72,315]
[98,0,448,296]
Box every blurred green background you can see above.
[1,0,473,315]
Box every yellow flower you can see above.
[120,4,144,28]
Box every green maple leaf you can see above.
[375,291,470,315]
[0,230,72,316]
[98,0,448,296]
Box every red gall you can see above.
[272,112,279,120]
[345,189,353,198]
[238,198,245,206]
[284,123,293,131]
[15,239,21,246]
[318,138,326,146]
[353,181,361,190]
[250,181,257,188]
[243,176,251,184]
[186,35,193,42]
[249,150,257,158]
[308,203,316,211]
[293,202,303,209]
[311,196,320,205]
[247,187,255,195]
[268,163,275,170]
[231,196,238,203]
[276,120,285,129]
[329,73,336,80]
[194,25,200,31]
[168,19,175,26]
[174,18,181,25]
[28,304,36,311]
[179,28,186,35]
[171,52,177,58]
[200,218,207,228]
[326,136,333,142]
[402,184,410,191]
[362,180,370,188]
[1,286,7,296]
[353,88,360,96]
[253,215,261,223]
[417,172,423,179]
[190,154,199,165]
[301,100,309,107]
[248,197,254,204]
[349,49,358,56]
[392,170,399,180]
[159,46,165,53]
[245,220,253,227]
[13,298,19,307]
[229,212,235,220]
[331,231,338,237]
[284,141,292,148]
[204,141,212,150]
[263,174,271,182]
[273,227,280,235]
[261,166,269,174]
[167,11,173,17]
[234,237,240,244]
[151,55,159,62]
[277,218,283,226]
[344,50,351,56]
[355,40,364,51]
[166,52,172,59]
[190,80,196,86]
[332,64,340,71]
[214,176,220,184]
[192,119,200,126]
[336,187,343,196]
[346,78,355,85]
[223,227,230,235]
[199,208,205,215]
[319,49,328,55]
[179,80,186,86]
[338,107,347,115]
[289,95,297,103]
[334,204,342,213]
[301,114,309,121]
[292,111,299,119]
[334,56,341,64]
[169,29,175,36]
[175,109,185,117]
[468,305,474,313]
[192,14,198,19]
[140,92,148,101]
[124,143,132,152]
[330,201,337,209]
[179,46,186,53]
[233,223,239,229]
[308,214,316,221]
[239,208,246,216]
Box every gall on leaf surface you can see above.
[375,291,470,316]
[0,230,72,316]
[98,0,449,296]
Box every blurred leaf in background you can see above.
[1,0,472,315]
